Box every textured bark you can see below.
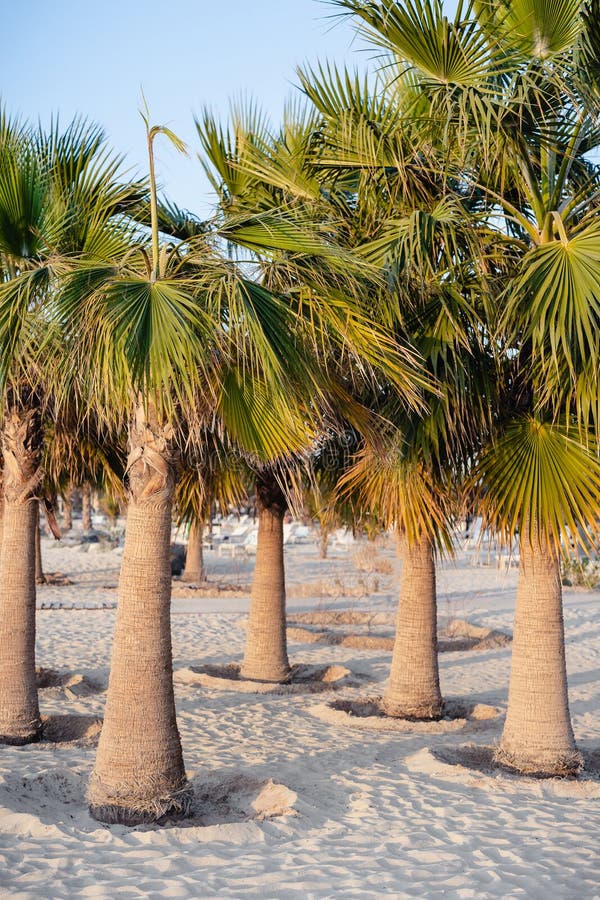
[182,521,205,583]
[34,508,46,585]
[495,530,581,776]
[318,526,329,560]
[88,405,191,825]
[82,481,92,531]
[241,472,290,683]
[0,401,43,744]
[382,532,443,720]
[62,489,72,532]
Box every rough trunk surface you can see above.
[88,405,191,825]
[62,490,72,532]
[182,521,205,583]
[0,400,43,744]
[241,472,290,683]
[34,507,45,585]
[382,532,443,720]
[318,527,329,560]
[495,530,581,776]
[82,482,92,531]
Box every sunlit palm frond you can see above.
[216,366,315,461]
[330,0,500,86]
[473,417,600,549]
[475,0,584,61]
[505,222,600,406]
[338,431,455,552]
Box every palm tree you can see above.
[475,420,600,774]
[240,466,292,682]
[304,435,358,560]
[198,100,429,684]
[0,385,44,743]
[61,489,73,531]
[177,470,209,584]
[44,407,126,535]
[0,115,138,744]
[58,96,423,821]
[66,118,306,824]
[81,482,93,531]
[295,58,494,719]
[343,443,453,718]
[334,0,600,771]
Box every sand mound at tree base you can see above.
[41,715,102,746]
[405,745,600,798]
[444,618,512,650]
[0,715,102,749]
[36,668,104,698]
[174,662,361,693]
[191,775,297,824]
[311,696,500,734]
[0,766,297,837]
[286,616,511,652]
[287,626,395,650]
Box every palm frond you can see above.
[338,432,455,553]
[474,417,600,549]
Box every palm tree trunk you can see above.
[88,405,191,825]
[63,489,72,532]
[182,520,205,582]
[82,481,92,531]
[495,528,581,776]
[240,471,290,683]
[0,400,43,744]
[318,525,329,559]
[382,532,443,719]
[34,507,46,585]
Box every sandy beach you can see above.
[0,531,599,898]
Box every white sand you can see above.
[0,531,599,898]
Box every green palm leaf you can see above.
[475,0,584,60]
[331,0,498,86]
[57,267,218,409]
[474,417,600,548]
[216,367,315,460]
[0,122,48,261]
[507,223,600,388]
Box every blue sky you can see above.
[2,0,457,217]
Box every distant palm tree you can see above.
[198,100,429,683]
[295,57,493,719]
[44,406,126,527]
